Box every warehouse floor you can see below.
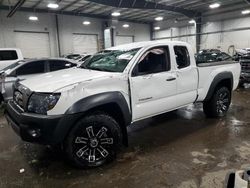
[0,88,250,188]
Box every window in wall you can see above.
[0,50,18,61]
[174,46,190,69]
[137,47,170,75]
[16,61,45,75]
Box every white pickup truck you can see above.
[5,40,241,168]
[0,48,23,70]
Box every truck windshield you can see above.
[81,48,140,72]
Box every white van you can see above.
[0,48,23,70]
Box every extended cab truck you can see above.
[5,41,241,168]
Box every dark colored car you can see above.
[0,58,77,102]
[234,49,250,86]
[196,51,232,64]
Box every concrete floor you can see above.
[1,88,250,188]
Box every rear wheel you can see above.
[65,113,122,168]
[203,86,231,118]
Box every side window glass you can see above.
[49,60,75,71]
[137,47,170,75]
[174,46,190,69]
[16,61,45,75]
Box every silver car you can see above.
[0,58,77,102]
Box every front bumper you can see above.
[5,100,67,145]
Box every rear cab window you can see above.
[0,50,18,61]
[174,46,190,69]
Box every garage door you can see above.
[15,31,51,58]
[73,34,98,55]
[116,35,134,46]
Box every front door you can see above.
[130,46,177,121]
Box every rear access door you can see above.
[173,45,198,107]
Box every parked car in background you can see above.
[196,50,232,64]
[63,54,82,60]
[0,58,77,102]
[77,55,91,64]
[5,40,240,168]
[234,48,250,86]
[0,48,23,70]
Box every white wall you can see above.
[0,10,151,57]
[154,26,196,52]
[0,10,58,57]
[201,17,250,54]
[153,16,250,55]
[57,15,104,55]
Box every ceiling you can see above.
[0,0,249,23]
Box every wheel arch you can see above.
[54,92,131,146]
[204,72,233,102]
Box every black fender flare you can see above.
[204,72,233,102]
[53,92,131,145]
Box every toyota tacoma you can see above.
[5,40,241,168]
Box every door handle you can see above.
[166,77,176,81]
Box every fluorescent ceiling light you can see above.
[111,12,121,17]
[189,19,196,24]
[123,24,129,28]
[155,16,163,21]
[209,3,220,9]
[242,10,250,15]
[47,3,59,9]
[154,26,160,30]
[29,16,38,21]
[83,21,91,25]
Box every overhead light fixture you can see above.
[47,3,59,9]
[83,21,91,25]
[29,16,38,21]
[209,3,220,9]
[111,12,121,17]
[189,19,196,24]
[174,19,178,23]
[123,24,129,28]
[242,9,250,15]
[155,16,163,21]
[154,26,160,30]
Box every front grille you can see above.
[13,90,24,109]
[12,82,32,111]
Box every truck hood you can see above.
[20,68,115,92]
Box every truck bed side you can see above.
[196,61,241,102]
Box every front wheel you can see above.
[203,86,231,118]
[65,113,122,168]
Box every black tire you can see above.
[203,86,231,118]
[65,113,122,168]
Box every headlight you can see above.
[27,93,61,114]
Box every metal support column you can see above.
[195,14,202,53]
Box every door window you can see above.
[135,47,170,75]
[16,61,45,75]
[174,46,190,69]
[49,60,76,71]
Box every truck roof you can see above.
[107,40,189,51]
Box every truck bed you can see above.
[196,61,241,102]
